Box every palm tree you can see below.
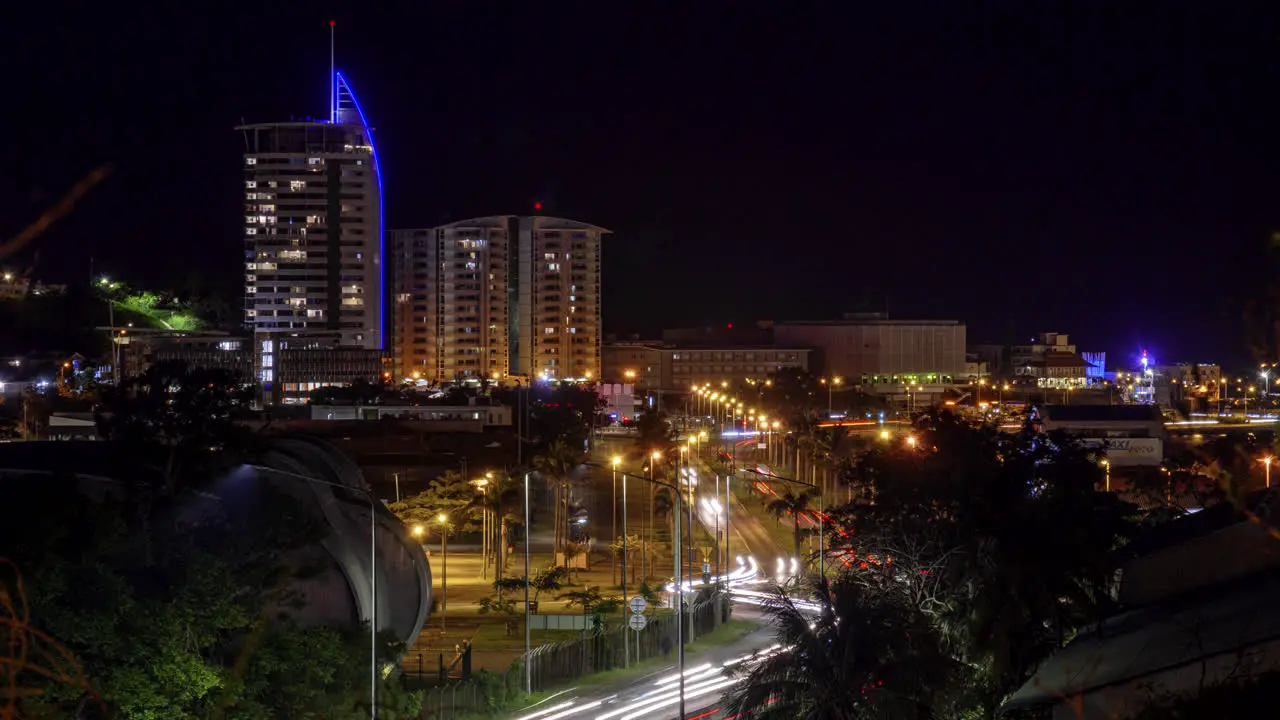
[766,489,814,560]
[723,577,962,719]
[534,438,584,562]
[472,472,524,583]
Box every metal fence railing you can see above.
[526,593,729,693]
[415,591,732,717]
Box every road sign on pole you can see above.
[628,613,648,631]
[629,596,647,615]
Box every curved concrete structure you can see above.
[0,437,431,652]
[253,435,432,647]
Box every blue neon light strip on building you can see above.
[334,72,385,350]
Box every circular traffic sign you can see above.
[629,596,647,615]
[628,613,648,631]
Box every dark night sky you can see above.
[3,3,1279,369]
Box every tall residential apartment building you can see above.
[390,217,509,381]
[390,215,607,383]
[236,72,384,398]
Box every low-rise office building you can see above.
[773,314,965,387]
[601,342,810,391]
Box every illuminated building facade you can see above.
[389,218,510,382]
[237,72,384,403]
[515,216,608,382]
[391,215,607,384]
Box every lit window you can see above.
[246,228,258,235]
[308,158,323,165]
[544,253,556,260]
[246,285,257,294]
[342,297,363,306]
[544,327,556,335]
[290,180,307,191]
[245,157,257,165]
[260,205,276,213]
[245,180,257,189]
[569,295,576,301]
[278,250,306,261]
[547,263,560,271]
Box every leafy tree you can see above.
[496,565,569,605]
[0,472,420,719]
[535,439,585,561]
[308,378,391,406]
[834,411,1140,713]
[765,489,815,561]
[634,409,677,456]
[387,470,480,534]
[94,359,257,491]
[557,586,622,616]
[724,576,964,719]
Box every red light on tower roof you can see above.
[330,19,336,26]
[534,201,543,211]
[727,323,733,329]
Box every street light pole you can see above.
[621,463,629,668]
[438,514,449,632]
[674,485,686,719]
[590,465,684,707]
[523,471,532,694]
[246,465,380,719]
[612,460,619,586]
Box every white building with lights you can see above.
[236,72,385,403]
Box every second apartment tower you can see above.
[391,216,607,383]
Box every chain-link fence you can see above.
[417,591,731,716]
[526,592,730,692]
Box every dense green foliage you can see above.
[0,473,420,719]
[725,577,965,720]
[733,411,1142,718]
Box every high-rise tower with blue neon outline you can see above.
[236,61,384,403]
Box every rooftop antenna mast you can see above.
[329,20,336,123]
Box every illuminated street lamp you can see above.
[820,376,842,416]
[1265,456,1273,489]
[1102,459,1111,492]
[437,513,450,631]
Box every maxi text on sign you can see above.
[1080,438,1163,467]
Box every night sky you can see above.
[4,4,1279,369]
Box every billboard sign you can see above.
[1082,437,1163,466]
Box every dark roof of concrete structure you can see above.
[1003,568,1280,712]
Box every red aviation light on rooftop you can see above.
[330,19,335,26]
[727,323,733,329]
[534,201,543,211]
